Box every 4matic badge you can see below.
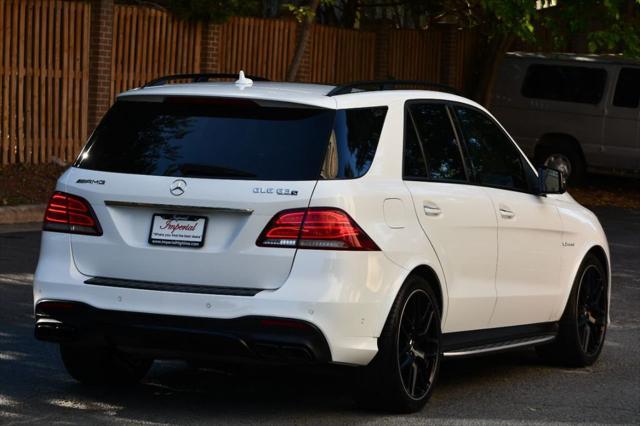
[253,187,299,196]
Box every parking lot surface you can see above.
[1,207,639,425]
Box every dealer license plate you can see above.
[149,214,207,248]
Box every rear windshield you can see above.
[75,98,387,181]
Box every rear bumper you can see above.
[34,232,409,365]
[35,300,331,364]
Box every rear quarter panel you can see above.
[309,178,449,336]
[309,99,451,335]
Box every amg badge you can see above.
[76,179,105,185]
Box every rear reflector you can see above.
[43,192,102,236]
[256,208,379,251]
[36,301,78,316]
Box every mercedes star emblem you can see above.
[169,179,187,196]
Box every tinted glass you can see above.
[321,107,387,179]
[403,112,428,178]
[613,68,640,108]
[522,64,607,104]
[454,106,529,191]
[76,99,336,180]
[409,103,466,181]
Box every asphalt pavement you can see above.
[0,207,638,425]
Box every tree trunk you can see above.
[472,34,514,107]
[286,0,321,82]
[342,0,359,28]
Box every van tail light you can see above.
[256,208,379,251]
[43,192,102,236]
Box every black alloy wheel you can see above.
[354,275,442,413]
[537,253,608,367]
[397,289,440,401]
[576,264,607,356]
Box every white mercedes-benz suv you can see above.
[33,73,610,413]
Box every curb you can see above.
[0,204,46,225]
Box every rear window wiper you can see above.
[177,164,257,178]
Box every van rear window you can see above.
[521,64,607,104]
[613,68,640,108]
[75,99,385,181]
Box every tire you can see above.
[60,343,153,385]
[354,275,442,413]
[536,253,608,367]
[535,140,586,185]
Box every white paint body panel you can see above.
[404,181,498,332]
[484,187,564,327]
[34,82,610,365]
[65,168,315,289]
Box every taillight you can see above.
[256,208,379,251]
[43,192,102,236]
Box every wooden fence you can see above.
[218,17,298,81]
[307,24,376,83]
[0,0,90,165]
[388,29,443,82]
[0,1,473,166]
[111,5,202,102]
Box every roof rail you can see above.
[143,73,270,88]
[327,80,464,97]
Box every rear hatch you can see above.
[68,96,336,290]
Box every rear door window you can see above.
[403,111,429,179]
[521,64,607,104]
[613,68,640,108]
[404,103,467,182]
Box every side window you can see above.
[321,107,388,179]
[404,103,466,182]
[521,64,607,105]
[403,111,428,178]
[613,68,640,108]
[453,106,531,192]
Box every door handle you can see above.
[499,206,515,219]
[423,201,441,216]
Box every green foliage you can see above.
[476,0,537,39]
[284,3,314,22]
[410,0,640,101]
[584,0,640,57]
[589,21,640,56]
[283,0,333,23]
[137,0,640,57]
[350,0,639,57]
[160,0,260,22]
[473,0,640,57]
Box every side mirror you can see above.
[538,166,566,195]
